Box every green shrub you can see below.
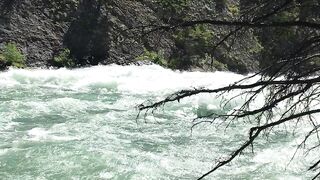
[0,42,26,68]
[136,49,167,67]
[227,4,240,16]
[167,58,187,69]
[175,25,214,43]
[172,25,215,69]
[174,25,215,55]
[212,60,228,71]
[157,0,190,13]
[0,54,4,62]
[136,49,188,69]
[53,48,75,68]
[248,36,264,54]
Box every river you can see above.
[0,65,316,179]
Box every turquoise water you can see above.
[0,65,317,179]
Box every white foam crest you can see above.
[0,65,246,94]
[26,127,80,142]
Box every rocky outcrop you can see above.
[0,0,259,73]
[0,0,169,66]
[0,0,78,66]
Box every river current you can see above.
[0,65,317,179]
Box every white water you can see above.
[0,65,317,179]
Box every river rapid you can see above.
[0,65,317,179]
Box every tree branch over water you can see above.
[136,29,320,180]
[138,72,320,179]
[135,0,320,179]
[144,20,320,33]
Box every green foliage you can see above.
[167,57,185,69]
[273,8,299,22]
[0,54,4,62]
[0,42,26,68]
[175,25,214,45]
[248,36,264,54]
[156,0,190,13]
[212,59,228,71]
[137,49,167,66]
[174,25,215,57]
[227,3,239,16]
[137,49,192,69]
[53,48,75,68]
[190,25,214,42]
[258,6,300,69]
[173,25,215,66]
[273,10,298,41]
[270,6,299,41]
[202,53,228,71]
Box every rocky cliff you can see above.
[0,0,259,73]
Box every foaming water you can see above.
[0,65,316,179]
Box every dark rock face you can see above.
[0,0,77,67]
[0,0,259,73]
[0,0,166,67]
[64,0,109,65]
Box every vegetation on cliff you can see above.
[0,42,25,69]
[52,48,76,68]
